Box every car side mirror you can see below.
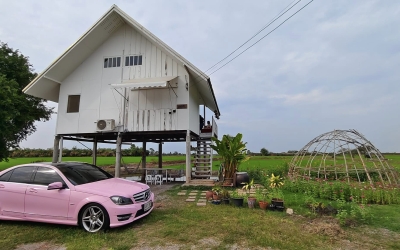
[47,182,64,190]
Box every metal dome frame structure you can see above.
[288,129,399,186]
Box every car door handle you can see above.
[28,188,38,193]
[0,184,4,188]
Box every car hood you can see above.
[74,178,150,197]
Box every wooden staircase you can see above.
[191,135,213,180]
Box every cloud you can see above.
[1,0,399,154]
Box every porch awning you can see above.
[110,76,178,89]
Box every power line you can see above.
[209,0,314,76]
[204,0,302,74]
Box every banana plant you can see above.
[211,133,249,179]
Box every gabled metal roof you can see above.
[23,4,220,118]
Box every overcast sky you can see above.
[1,0,399,153]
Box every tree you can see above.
[260,148,269,156]
[0,42,53,162]
[149,148,155,155]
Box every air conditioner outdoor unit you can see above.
[96,119,115,131]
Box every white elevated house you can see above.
[23,5,220,185]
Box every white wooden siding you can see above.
[57,23,192,134]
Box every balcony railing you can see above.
[212,116,218,138]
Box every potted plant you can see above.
[256,188,269,210]
[242,179,256,209]
[211,133,249,186]
[220,188,230,204]
[268,174,285,211]
[206,190,214,201]
[230,190,244,207]
[212,186,222,201]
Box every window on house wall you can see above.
[104,57,121,68]
[125,55,143,66]
[67,95,80,113]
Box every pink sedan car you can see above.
[0,162,154,232]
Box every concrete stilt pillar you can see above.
[52,135,60,163]
[58,136,63,163]
[92,137,97,165]
[185,130,191,184]
[115,135,122,177]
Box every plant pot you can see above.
[231,197,244,207]
[259,201,268,210]
[235,172,249,187]
[206,190,213,201]
[272,198,284,207]
[268,203,275,211]
[247,197,256,209]
[213,194,221,200]
[212,200,221,205]
[222,198,230,205]
[271,198,284,212]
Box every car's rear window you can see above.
[55,164,113,185]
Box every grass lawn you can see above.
[1,185,399,249]
[1,154,400,249]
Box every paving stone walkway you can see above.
[178,190,208,206]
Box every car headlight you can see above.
[110,196,133,205]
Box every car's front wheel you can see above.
[79,203,109,233]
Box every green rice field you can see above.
[1,154,399,172]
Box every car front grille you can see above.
[133,189,151,203]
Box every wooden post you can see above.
[52,135,60,163]
[141,141,147,182]
[185,130,191,184]
[115,135,122,177]
[142,141,147,168]
[158,142,162,169]
[92,137,97,165]
[58,136,63,163]
[203,105,206,125]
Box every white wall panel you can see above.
[150,44,157,77]
[154,110,161,131]
[145,41,152,78]
[78,109,98,133]
[166,55,173,76]
[56,23,198,135]
[130,91,139,110]
[189,76,201,134]
[161,52,166,77]
[56,113,79,134]
[99,108,121,127]
[173,60,178,76]
[145,90,154,110]
[156,48,162,77]
[80,80,100,110]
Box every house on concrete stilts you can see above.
[23,5,220,185]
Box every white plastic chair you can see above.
[154,174,163,185]
[146,171,155,185]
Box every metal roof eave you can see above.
[23,4,220,114]
[23,5,118,98]
[184,65,220,118]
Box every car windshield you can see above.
[55,163,113,185]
